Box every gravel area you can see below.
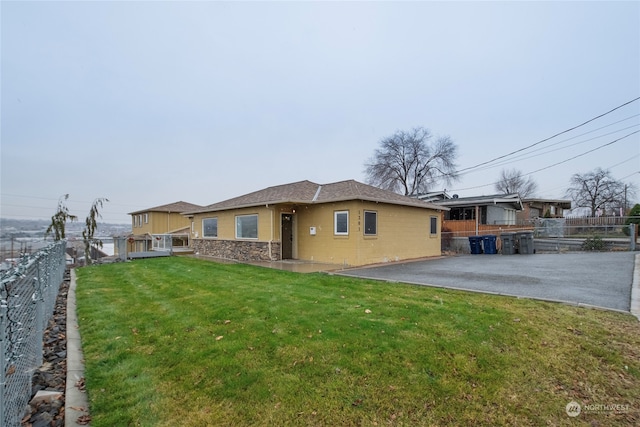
[21,272,69,427]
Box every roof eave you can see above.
[186,199,309,215]
[186,197,449,214]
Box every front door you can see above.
[281,214,293,259]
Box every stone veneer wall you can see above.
[192,239,281,262]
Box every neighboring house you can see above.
[127,201,202,252]
[417,192,525,238]
[418,192,523,225]
[185,180,447,267]
[518,198,572,224]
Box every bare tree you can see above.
[494,168,538,198]
[82,198,109,265]
[364,127,458,196]
[565,168,633,216]
[45,194,77,240]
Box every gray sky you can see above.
[2,1,639,224]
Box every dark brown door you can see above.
[282,214,293,259]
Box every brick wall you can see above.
[192,239,281,262]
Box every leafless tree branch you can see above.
[494,169,538,198]
[364,127,459,195]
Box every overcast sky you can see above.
[2,1,639,224]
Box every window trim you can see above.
[236,214,259,240]
[143,213,149,224]
[364,210,377,236]
[334,210,349,236]
[202,217,218,238]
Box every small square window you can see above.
[334,211,349,235]
[203,218,218,238]
[364,211,377,235]
[236,214,258,239]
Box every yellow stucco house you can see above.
[128,201,202,252]
[186,180,447,267]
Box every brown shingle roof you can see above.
[128,201,203,215]
[186,180,446,214]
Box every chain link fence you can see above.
[1,241,66,427]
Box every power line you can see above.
[451,130,639,192]
[456,96,640,174]
[458,123,639,176]
[606,155,640,171]
[619,171,640,181]
[482,155,640,199]
[522,130,639,176]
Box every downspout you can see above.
[267,205,273,260]
[475,205,479,235]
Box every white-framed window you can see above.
[364,210,377,236]
[144,213,149,224]
[203,218,218,238]
[236,214,258,239]
[137,215,142,227]
[430,216,438,235]
[334,210,349,235]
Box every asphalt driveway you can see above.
[338,252,637,312]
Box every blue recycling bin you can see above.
[468,236,483,254]
[482,235,497,254]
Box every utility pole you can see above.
[624,184,628,215]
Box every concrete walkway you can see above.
[65,269,90,426]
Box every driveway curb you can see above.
[336,252,637,316]
[335,271,633,316]
[631,254,640,321]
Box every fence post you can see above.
[631,224,637,251]
[34,262,44,369]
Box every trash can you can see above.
[482,235,497,254]
[500,232,516,255]
[468,236,483,254]
[517,231,535,254]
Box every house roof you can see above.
[186,180,447,214]
[522,198,572,209]
[416,191,452,203]
[128,201,203,215]
[432,193,523,210]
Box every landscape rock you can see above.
[21,271,69,427]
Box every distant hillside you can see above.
[0,218,131,238]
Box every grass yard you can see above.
[75,256,640,426]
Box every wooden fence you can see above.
[564,216,627,226]
[443,216,636,239]
[442,220,533,238]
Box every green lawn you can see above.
[75,257,640,426]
